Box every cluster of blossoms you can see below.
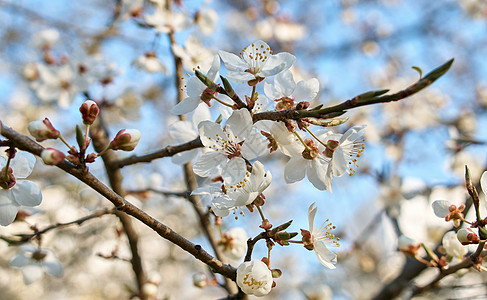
[398,170,487,272]
[169,40,366,296]
[0,99,142,284]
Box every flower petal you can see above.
[193,150,225,178]
[222,157,247,184]
[307,159,330,191]
[308,203,317,231]
[292,78,319,101]
[218,50,248,72]
[284,156,306,183]
[432,200,451,218]
[11,152,36,179]
[171,149,198,165]
[12,181,42,207]
[0,190,19,226]
[22,265,44,285]
[259,52,296,77]
[168,121,196,143]
[225,71,255,83]
[225,109,252,143]
[481,171,487,196]
[274,70,296,98]
[171,96,201,115]
[314,241,337,269]
[198,120,226,147]
[44,260,63,277]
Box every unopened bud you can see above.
[141,282,158,297]
[109,129,141,151]
[457,228,480,245]
[41,148,65,165]
[79,100,99,125]
[193,273,208,288]
[28,118,60,142]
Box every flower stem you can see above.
[304,126,327,148]
[256,205,266,222]
[293,131,311,151]
[213,96,234,108]
[59,134,74,150]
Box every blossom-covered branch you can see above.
[0,124,237,280]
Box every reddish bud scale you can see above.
[0,167,15,189]
[275,96,294,111]
[41,148,66,165]
[28,118,60,142]
[79,100,99,125]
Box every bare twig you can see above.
[0,207,116,246]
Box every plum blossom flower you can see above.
[168,103,211,164]
[256,120,304,156]
[264,69,319,110]
[171,35,215,72]
[218,227,248,261]
[302,203,338,269]
[131,52,167,73]
[195,8,218,35]
[432,200,465,227]
[284,125,365,192]
[442,231,467,259]
[144,5,191,33]
[192,161,271,217]
[284,137,331,191]
[10,244,62,284]
[219,40,295,84]
[0,152,42,226]
[171,55,231,115]
[33,62,91,108]
[236,260,273,297]
[194,109,266,184]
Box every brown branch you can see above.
[0,124,237,280]
[111,59,453,169]
[252,59,454,122]
[111,137,203,169]
[412,241,486,295]
[0,208,116,246]
[89,120,147,297]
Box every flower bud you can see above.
[28,118,60,142]
[141,282,158,297]
[192,273,208,288]
[41,148,65,165]
[79,100,99,125]
[457,228,480,245]
[109,129,141,151]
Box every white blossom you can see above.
[194,109,266,184]
[219,40,295,83]
[236,260,273,297]
[10,244,62,284]
[442,231,467,259]
[305,203,338,269]
[0,152,42,226]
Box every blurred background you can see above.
[0,0,486,299]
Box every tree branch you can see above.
[0,124,237,281]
